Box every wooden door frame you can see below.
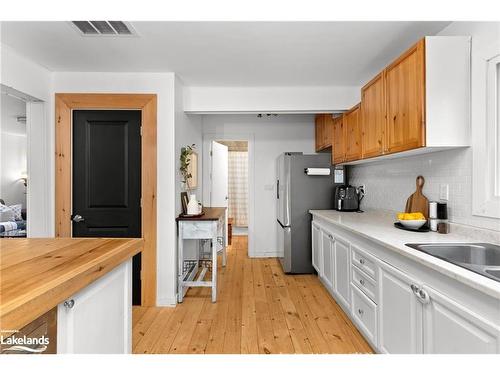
[55,93,157,306]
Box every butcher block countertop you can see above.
[0,238,142,332]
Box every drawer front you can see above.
[351,245,377,280]
[181,221,216,239]
[351,285,378,346]
[352,265,378,303]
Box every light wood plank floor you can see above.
[133,236,374,354]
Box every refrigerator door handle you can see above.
[277,179,279,199]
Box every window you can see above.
[473,38,500,219]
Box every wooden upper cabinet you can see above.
[332,116,345,164]
[344,104,362,162]
[361,72,386,159]
[385,39,426,154]
[315,115,324,151]
[323,114,333,148]
[315,114,333,151]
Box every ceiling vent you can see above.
[71,21,136,36]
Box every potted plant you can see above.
[180,144,196,193]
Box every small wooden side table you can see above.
[176,207,227,303]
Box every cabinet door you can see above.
[321,230,335,291]
[334,236,350,308]
[361,72,386,158]
[378,263,423,353]
[344,104,362,162]
[332,116,345,164]
[385,39,425,154]
[315,115,324,151]
[311,222,322,274]
[57,260,132,354]
[322,114,333,149]
[422,285,500,354]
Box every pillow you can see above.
[9,204,23,220]
[0,204,16,222]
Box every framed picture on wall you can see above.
[186,151,198,189]
[181,192,189,214]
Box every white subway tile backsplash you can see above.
[349,148,500,233]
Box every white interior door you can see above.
[210,141,229,207]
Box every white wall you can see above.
[0,44,52,102]
[175,76,203,214]
[174,76,203,261]
[184,85,360,113]
[350,22,500,233]
[1,94,27,208]
[202,114,316,257]
[53,72,178,306]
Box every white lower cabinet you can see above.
[311,222,322,274]
[422,285,500,353]
[351,284,378,345]
[378,262,423,353]
[311,216,500,354]
[57,260,132,354]
[321,230,335,292]
[334,236,351,309]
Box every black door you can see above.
[72,110,142,305]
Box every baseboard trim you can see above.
[249,252,283,258]
[156,296,177,307]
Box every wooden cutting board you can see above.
[405,175,429,218]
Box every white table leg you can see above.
[177,222,184,303]
[211,230,218,303]
[222,215,227,267]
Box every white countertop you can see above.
[309,209,500,299]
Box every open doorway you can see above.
[1,84,47,238]
[203,134,254,256]
[0,91,27,238]
[217,140,249,239]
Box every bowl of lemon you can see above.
[397,212,427,229]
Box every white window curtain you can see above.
[228,151,248,226]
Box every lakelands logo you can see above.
[0,334,49,353]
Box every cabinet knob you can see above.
[359,258,365,265]
[359,279,365,286]
[418,289,431,304]
[358,308,364,316]
[64,299,75,309]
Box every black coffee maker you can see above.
[334,185,364,212]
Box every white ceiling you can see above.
[1,21,450,86]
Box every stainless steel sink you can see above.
[405,243,500,282]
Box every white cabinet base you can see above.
[57,260,132,354]
[423,285,500,354]
[311,215,500,354]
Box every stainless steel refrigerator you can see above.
[276,152,341,274]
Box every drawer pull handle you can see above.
[358,308,364,316]
[64,299,75,309]
[359,258,365,265]
[359,279,365,286]
[410,284,420,295]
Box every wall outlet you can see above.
[439,184,449,201]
